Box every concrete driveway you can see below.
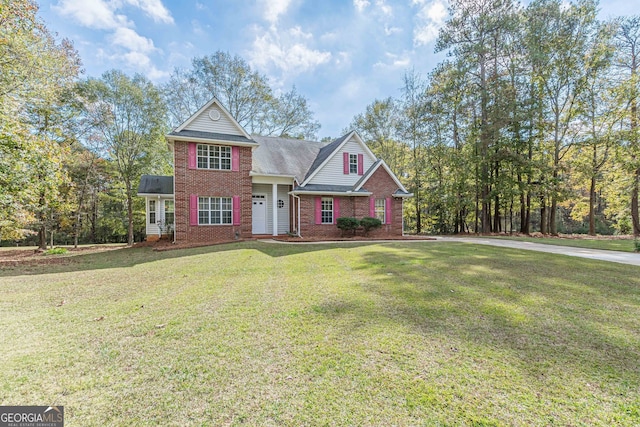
[436,236,640,267]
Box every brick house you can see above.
[137,97,412,242]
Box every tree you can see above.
[79,70,170,246]
[0,0,81,247]
[615,15,640,235]
[163,51,320,139]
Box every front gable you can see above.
[302,132,377,187]
[167,98,256,146]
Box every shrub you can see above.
[634,238,640,253]
[360,217,382,235]
[44,247,68,255]
[336,217,359,236]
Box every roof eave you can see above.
[166,134,257,147]
[289,190,372,196]
[137,193,174,197]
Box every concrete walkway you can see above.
[435,236,640,267]
[260,237,640,267]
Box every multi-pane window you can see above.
[197,144,231,170]
[321,197,333,224]
[198,197,232,225]
[349,154,358,174]
[374,198,386,223]
[149,200,156,224]
[164,200,174,225]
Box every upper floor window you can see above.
[149,200,156,224]
[349,154,358,174]
[321,197,333,224]
[197,144,231,170]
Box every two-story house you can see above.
[137,97,412,242]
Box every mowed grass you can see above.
[1,242,639,426]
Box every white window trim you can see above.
[149,200,156,224]
[321,197,333,224]
[349,154,358,174]
[375,198,386,223]
[197,144,232,170]
[198,196,233,225]
[164,200,175,225]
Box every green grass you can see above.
[1,241,639,426]
[489,235,637,252]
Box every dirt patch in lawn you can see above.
[0,245,126,267]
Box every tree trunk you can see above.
[126,182,134,246]
[589,175,596,235]
[540,195,547,235]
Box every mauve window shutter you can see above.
[369,197,375,217]
[232,195,241,225]
[343,152,349,174]
[386,197,392,224]
[190,194,198,226]
[188,143,197,169]
[333,198,340,223]
[232,146,240,171]
[357,154,364,175]
[315,197,322,224]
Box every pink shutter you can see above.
[369,197,375,217]
[385,197,392,224]
[232,146,240,171]
[315,197,322,224]
[333,198,340,224]
[357,154,364,175]
[232,195,241,225]
[190,194,198,226]
[343,152,349,174]
[188,143,197,169]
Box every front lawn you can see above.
[1,242,638,426]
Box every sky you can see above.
[36,0,638,140]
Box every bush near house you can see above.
[336,217,360,237]
[360,216,382,235]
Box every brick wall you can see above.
[299,166,405,238]
[174,141,253,242]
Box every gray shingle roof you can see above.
[138,175,173,195]
[292,184,370,193]
[168,129,256,144]
[251,135,328,183]
[302,134,350,182]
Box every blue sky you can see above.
[37,0,637,139]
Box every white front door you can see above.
[252,195,267,234]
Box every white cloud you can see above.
[54,0,131,30]
[119,52,169,80]
[250,28,332,75]
[110,27,158,53]
[260,0,293,23]
[354,0,370,12]
[384,25,402,36]
[127,0,174,24]
[413,0,448,46]
[374,51,411,70]
[375,0,393,16]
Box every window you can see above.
[197,144,231,170]
[349,154,358,174]
[321,197,333,224]
[149,200,156,224]
[374,198,386,223]
[164,200,174,225]
[198,197,232,225]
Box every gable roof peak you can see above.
[172,97,252,140]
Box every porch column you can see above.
[272,183,278,236]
